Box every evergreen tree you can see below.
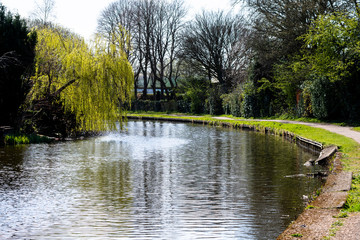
[0,4,37,126]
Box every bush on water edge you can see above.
[4,134,53,145]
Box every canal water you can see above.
[0,120,324,239]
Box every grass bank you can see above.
[128,112,360,212]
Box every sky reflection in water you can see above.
[0,121,324,239]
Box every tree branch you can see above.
[52,79,76,98]
[0,51,21,69]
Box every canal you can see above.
[0,120,325,239]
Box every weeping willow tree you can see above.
[26,26,133,136]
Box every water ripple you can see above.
[0,120,324,239]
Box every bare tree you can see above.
[148,0,186,99]
[97,0,136,58]
[31,0,56,25]
[97,0,186,100]
[181,11,251,92]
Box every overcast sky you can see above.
[0,0,238,40]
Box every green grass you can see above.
[345,175,360,212]
[323,220,344,239]
[305,205,318,210]
[334,211,349,218]
[291,233,303,238]
[353,127,360,132]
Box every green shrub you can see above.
[241,81,258,118]
[131,100,181,113]
[309,76,332,119]
[177,99,191,113]
[206,85,223,115]
[296,81,313,118]
[221,85,242,117]
[180,77,210,114]
[4,134,52,145]
[186,88,207,114]
[5,135,30,145]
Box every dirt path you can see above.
[213,117,360,239]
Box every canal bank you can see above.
[128,113,360,239]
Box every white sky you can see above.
[0,0,237,41]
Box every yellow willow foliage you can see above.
[30,27,134,131]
